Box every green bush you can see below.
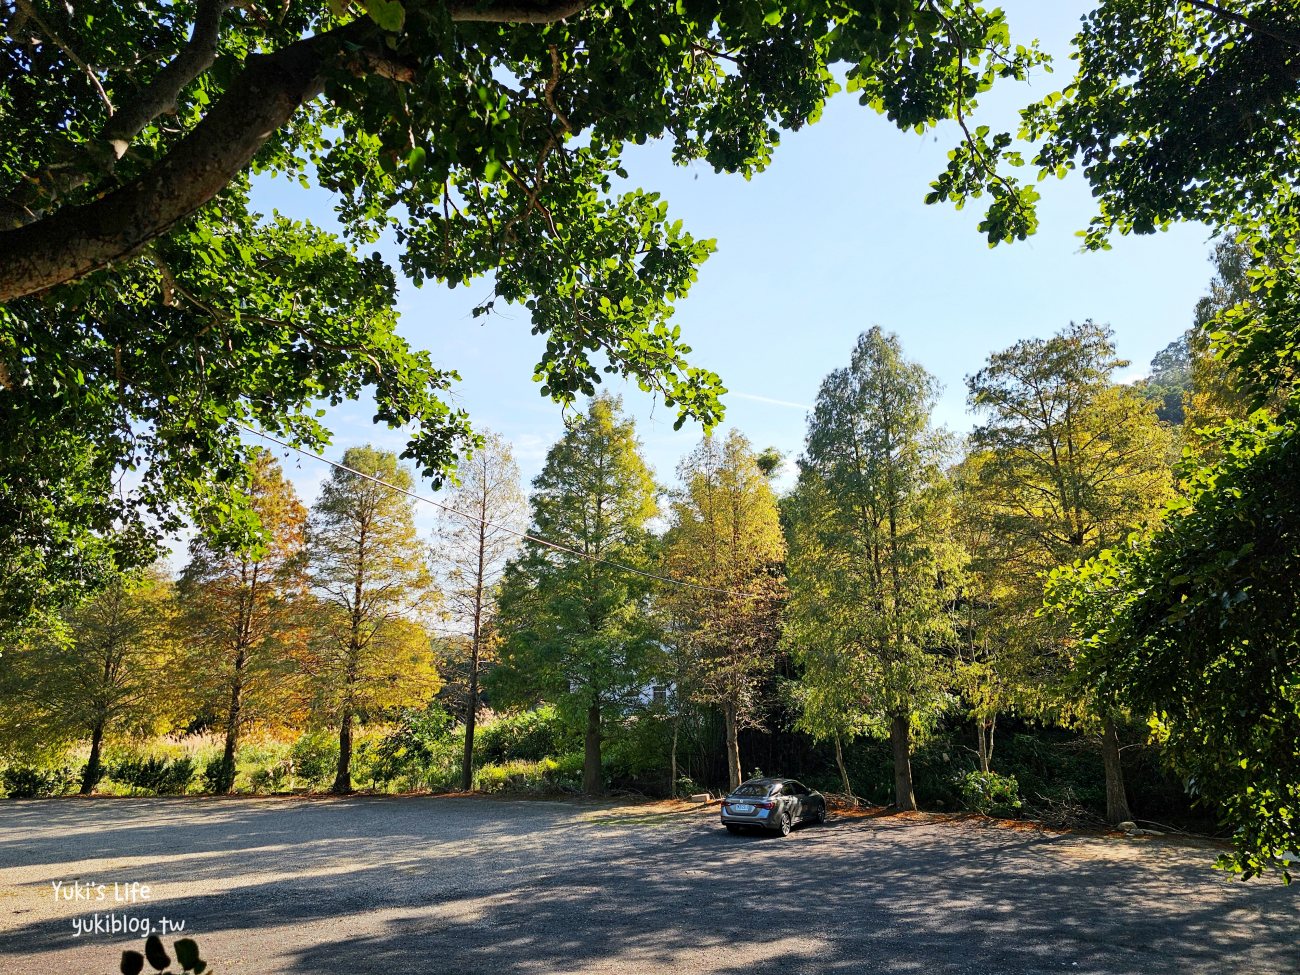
[603,714,673,785]
[473,753,583,793]
[371,705,458,790]
[107,756,196,795]
[289,732,339,787]
[1,764,75,798]
[201,756,235,794]
[958,770,1024,817]
[995,731,1106,813]
[476,706,574,763]
[249,759,293,793]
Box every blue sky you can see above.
[245,0,1218,536]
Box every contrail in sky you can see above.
[727,391,812,411]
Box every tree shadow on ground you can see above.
[1,797,1295,975]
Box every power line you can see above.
[236,422,761,599]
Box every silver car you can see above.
[720,777,828,836]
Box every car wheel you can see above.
[776,813,792,836]
[725,824,743,834]
[815,805,828,825]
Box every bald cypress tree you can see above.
[306,446,438,794]
[494,395,659,796]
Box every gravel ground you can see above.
[0,795,1296,974]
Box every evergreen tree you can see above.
[786,328,960,810]
[494,395,659,796]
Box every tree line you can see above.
[6,0,1300,880]
[0,313,1195,827]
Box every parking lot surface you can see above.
[1,795,1296,974]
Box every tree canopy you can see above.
[933,1,1300,246]
[0,0,1042,622]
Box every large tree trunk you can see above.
[0,2,586,300]
[1101,715,1133,824]
[0,29,350,301]
[332,708,353,795]
[582,702,602,796]
[722,701,742,791]
[218,665,244,794]
[889,713,917,811]
[833,733,853,799]
[460,642,480,792]
[80,720,105,795]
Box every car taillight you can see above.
[757,800,775,809]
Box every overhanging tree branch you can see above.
[99,0,230,159]
[4,0,230,227]
[445,0,587,24]
[0,0,591,301]
[1183,0,1300,51]
[0,26,353,302]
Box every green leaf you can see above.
[363,0,404,32]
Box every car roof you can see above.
[739,777,790,786]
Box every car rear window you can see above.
[731,784,769,797]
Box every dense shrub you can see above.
[476,706,575,764]
[995,730,1107,813]
[371,705,458,790]
[958,770,1024,817]
[1,764,75,798]
[249,759,293,793]
[603,714,674,788]
[107,756,196,795]
[289,732,339,787]
[233,740,292,781]
[474,753,583,793]
[201,756,236,794]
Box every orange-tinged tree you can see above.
[178,450,309,792]
[305,445,439,794]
